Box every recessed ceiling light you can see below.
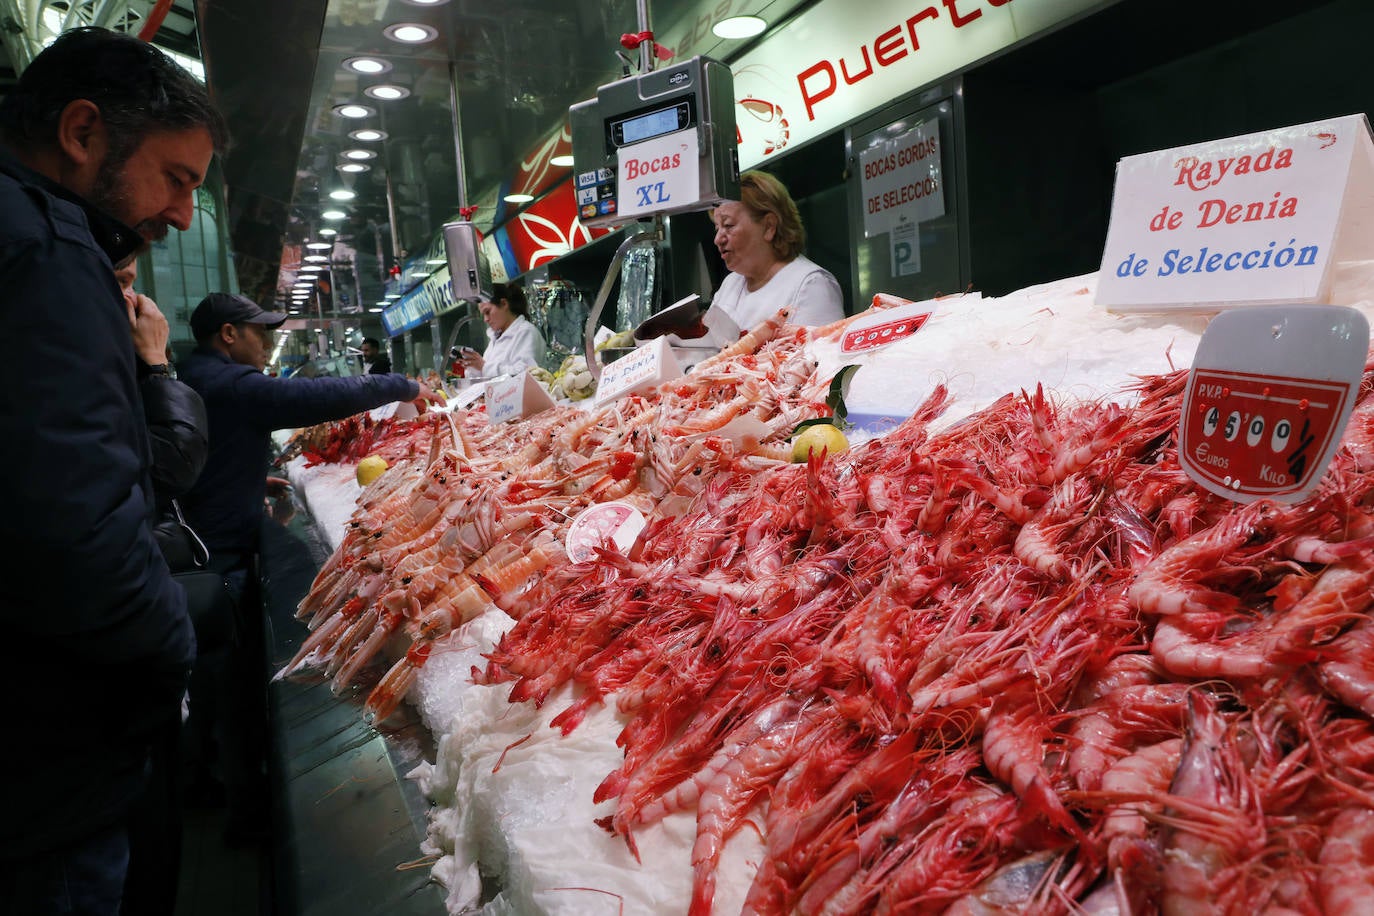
[368,307,385,313]
[300,265,325,272]
[364,84,410,101]
[319,228,338,237]
[385,293,401,300]
[322,209,347,220]
[343,148,377,161]
[338,162,371,174]
[328,189,356,201]
[375,300,390,307]
[425,257,447,265]
[400,0,448,6]
[306,241,332,250]
[384,23,437,43]
[550,154,574,167]
[712,15,766,39]
[333,103,375,119]
[303,254,329,263]
[349,128,387,142]
[504,192,534,204]
[343,56,391,75]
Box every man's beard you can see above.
[87,156,171,249]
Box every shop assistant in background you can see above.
[460,281,548,377]
[116,258,209,916]
[178,292,441,842]
[0,26,227,916]
[710,170,845,329]
[360,335,391,374]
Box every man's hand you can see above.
[126,291,170,366]
[413,382,446,407]
[265,476,292,498]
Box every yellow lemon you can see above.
[791,424,849,463]
[356,455,389,486]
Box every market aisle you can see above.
[175,807,266,915]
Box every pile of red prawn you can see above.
[476,363,1374,914]
[286,412,441,467]
[279,309,832,724]
[285,302,1374,914]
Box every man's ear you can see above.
[55,100,106,171]
[218,323,237,346]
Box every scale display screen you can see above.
[610,99,692,148]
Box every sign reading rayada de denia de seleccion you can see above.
[1096,114,1374,312]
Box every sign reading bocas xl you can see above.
[1097,114,1374,312]
[727,0,1103,168]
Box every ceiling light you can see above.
[343,148,377,161]
[411,270,430,279]
[300,265,326,272]
[333,103,375,119]
[319,228,338,237]
[305,241,332,250]
[303,255,329,263]
[338,162,370,174]
[328,189,357,201]
[384,22,438,43]
[425,257,447,265]
[385,293,401,300]
[400,0,448,6]
[712,15,767,39]
[343,56,391,75]
[375,300,390,307]
[504,192,534,204]
[550,154,574,167]
[349,128,387,142]
[368,307,385,312]
[322,209,347,220]
[364,84,410,101]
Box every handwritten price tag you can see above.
[1180,305,1368,503]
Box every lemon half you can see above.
[791,424,849,462]
[356,455,389,486]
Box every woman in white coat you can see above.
[460,282,546,378]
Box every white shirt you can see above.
[711,255,845,330]
[480,314,546,378]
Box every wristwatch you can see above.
[137,361,171,379]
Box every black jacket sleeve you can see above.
[229,368,420,431]
[140,374,209,500]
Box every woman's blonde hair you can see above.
[739,170,805,261]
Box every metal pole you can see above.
[635,0,654,73]
[447,61,469,210]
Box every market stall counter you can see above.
[260,512,447,916]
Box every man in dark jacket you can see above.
[180,293,437,560]
[177,292,437,841]
[0,27,227,915]
[360,335,392,374]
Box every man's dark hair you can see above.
[0,27,229,169]
[362,337,380,349]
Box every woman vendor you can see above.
[460,282,547,377]
[710,170,845,328]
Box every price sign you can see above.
[1180,305,1368,503]
[565,500,646,563]
[840,298,938,354]
[595,336,682,406]
[484,372,554,423]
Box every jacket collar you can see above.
[0,149,143,266]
